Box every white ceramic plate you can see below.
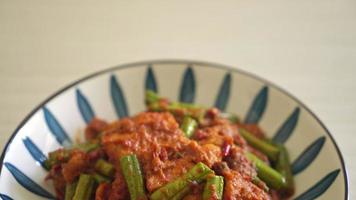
[0,60,348,200]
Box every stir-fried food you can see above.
[45,90,295,200]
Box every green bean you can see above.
[64,181,78,200]
[246,152,286,190]
[203,175,224,200]
[168,102,205,117]
[72,174,95,200]
[276,145,295,196]
[120,154,147,200]
[170,186,191,200]
[72,142,100,153]
[180,116,198,138]
[93,173,111,183]
[252,176,269,192]
[44,149,71,170]
[43,160,52,171]
[240,128,280,161]
[169,102,204,110]
[145,90,160,105]
[150,162,213,200]
[220,112,240,123]
[95,159,115,177]
[145,90,205,119]
[147,102,162,112]
[45,142,100,170]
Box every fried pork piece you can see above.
[102,112,223,192]
[85,118,109,140]
[195,122,247,149]
[46,164,66,200]
[143,153,195,192]
[102,112,184,163]
[182,182,204,200]
[224,170,271,200]
[108,171,129,200]
[213,162,270,200]
[199,108,247,147]
[224,146,257,181]
[62,151,89,183]
[142,141,222,192]
[95,183,111,200]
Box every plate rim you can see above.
[0,59,349,199]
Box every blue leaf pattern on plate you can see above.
[145,65,158,92]
[4,163,54,199]
[294,169,340,200]
[0,194,14,200]
[23,137,48,170]
[214,73,231,111]
[110,75,129,118]
[179,66,195,103]
[292,136,326,175]
[43,107,71,147]
[273,107,300,144]
[244,86,268,124]
[76,89,95,124]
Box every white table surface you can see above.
[0,0,355,198]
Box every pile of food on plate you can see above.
[44,90,294,200]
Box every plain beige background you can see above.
[0,0,355,198]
